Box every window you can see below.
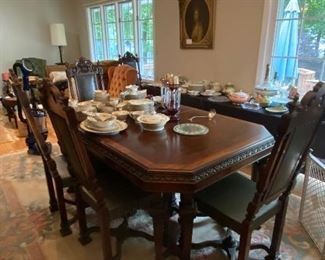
[259,0,325,95]
[88,0,154,80]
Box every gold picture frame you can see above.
[179,0,215,49]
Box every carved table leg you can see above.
[179,193,196,260]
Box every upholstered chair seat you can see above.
[107,64,137,98]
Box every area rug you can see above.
[0,148,321,260]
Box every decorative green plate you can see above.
[265,106,288,113]
[173,123,209,136]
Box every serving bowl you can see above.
[228,91,250,105]
[137,113,170,131]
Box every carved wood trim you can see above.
[81,135,274,184]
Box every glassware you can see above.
[161,84,181,121]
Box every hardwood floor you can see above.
[0,109,57,155]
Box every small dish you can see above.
[265,106,288,113]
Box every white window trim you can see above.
[85,0,155,80]
[255,0,278,86]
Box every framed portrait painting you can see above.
[179,0,215,49]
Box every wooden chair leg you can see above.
[76,189,92,245]
[267,197,289,260]
[238,225,253,260]
[42,161,58,212]
[53,176,72,236]
[98,207,113,260]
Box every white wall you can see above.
[76,0,265,92]
[155,0,265,92]
[0,0,81,75]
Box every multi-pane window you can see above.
[89,7,105,61]
[270,0,325,94]
[88,0,154,80]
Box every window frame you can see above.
[256,0,325,86]
[86,0,155,80]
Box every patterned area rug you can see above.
[0,147,321,260]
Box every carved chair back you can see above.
[250,83,325,218]
[118,51,142,86]
[11,81,57,174]
[67,57,104,101]
[39,80,101,196]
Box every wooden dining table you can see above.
[79,105,274,259]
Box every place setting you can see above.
[79,112,128,135]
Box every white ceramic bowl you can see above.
[129,110,145,121]
[137,113,170,131]
[112,110,129,121]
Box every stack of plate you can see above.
[124,89,147,100]
[81,113,128,135]
[127,99,155,112]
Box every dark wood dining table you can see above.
[79,105,274,259]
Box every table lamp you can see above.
[50,23,67,65]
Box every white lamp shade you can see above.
[50,23,67,46]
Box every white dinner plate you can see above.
[80,120,128,135]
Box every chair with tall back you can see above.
[118,51,141,86]
[107,64,137,98]
[40,80,165,260]
[12,80,74,236]
[67,57,104,101]
[194,82,325,259]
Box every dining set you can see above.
[10,65,325,260]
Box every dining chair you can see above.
[194,82,325,260]
[107,64,137,98]
[39,79,166,260]
[118,51,142,86]
[67,57,104,101]
[12,80,75,236]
